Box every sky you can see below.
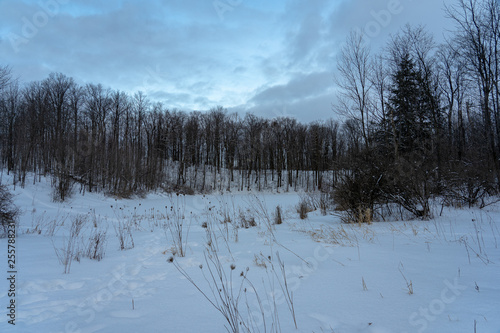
[0,0,455,122]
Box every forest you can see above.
[0,0,499,223]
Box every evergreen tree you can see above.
[387,53,432,156]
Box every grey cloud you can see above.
[238,70,337,122]
[147,90,192,107]
[288,12,325,62]
[250,71,333,105]
[233,66,246,74]
[0,0,454,121]
[239,92,336,123]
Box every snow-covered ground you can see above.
[1,174,499,333]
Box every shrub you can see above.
[297,199,313,219]
[238,210,257,228]
[161,182,195,196]
[296,192,331,216]
[54,215,87,274]
[52,173,73,202]
[164,194,190,257]
[0,183,19,238]
[333,164,383,223]
[115,219,134,250]
[274,205,283,225]
[442,160,497,208]
[319,192,330,216]
[85,227,107,261]
[383,157,434,219]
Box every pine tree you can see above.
[387,53,432,156]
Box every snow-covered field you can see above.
[1,175,499,333]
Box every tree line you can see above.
[0,67,341,199]
[0,0,498,222]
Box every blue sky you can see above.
[0,0,453,122]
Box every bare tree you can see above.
[335,30,373,148]
[223,113,240,190]
[437,44,470,160]
[0,82,21,174]
[68,84,84,181]
[370,54,390,124]
[0,65,12,92]
[109,90,129,193]
[446,0,500,187]
[84,83,111,192]
[44,73,75,200]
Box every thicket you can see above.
[0,182,19,238]
[332,0,500,221]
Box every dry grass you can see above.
[253,253,269,268]
[164,193,191,257]
[338,206,373,224]
[238,210,257,229]
[53,215,87,274]
[306,225,355,246]
[399,263,414,295]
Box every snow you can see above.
[1,174,499,333]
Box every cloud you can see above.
[233,91,337,123]
[0,0,454,121]
[250,71,333,105]
[232,70,336,122]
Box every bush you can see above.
[161,182,195,196]
[333,149,436,222]
[274,205,283,225]
[115,219,135,251]
[297,199,313,219]
[238,210,257,228]
[54,215,87,274]
[164,193,190,257]
[0,183,19,238]
[442,160,497,208]
[383,157,434,219]
[333,166,383,223]
[85,227,107,261]
[52,174,73,202]
[319,192,330,216]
